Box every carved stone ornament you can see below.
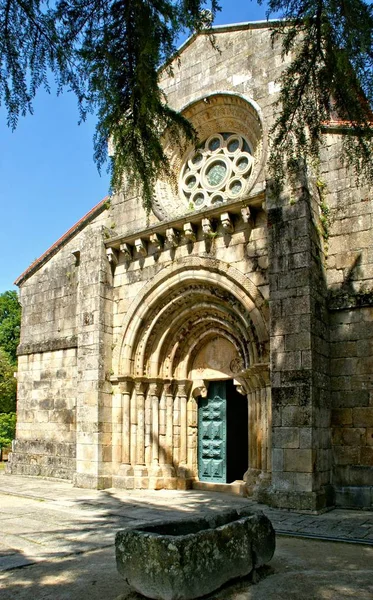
[230,356,244,374]
[135,238,147,257]
[220,212,234,234]
[165,228,179,248]
[153,94,264,220]
[183,222,196,242]
[192,379,209,399]
[241,206,252,223]
[179,132,254,211]
[120,243,132,259]
[150,233,163,250]
[202,218,213,238]
[106,247,118,265]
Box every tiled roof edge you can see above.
[15,196,110,287]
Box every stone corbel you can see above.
[192,380,209,399]
[233,379,248,396]
[150,233,163,251]
[202,218,214,238]
[165,228,179,248]
[106,247,118,265]
[183,222,196,243]
[220,212,234,234]
[135,238,147,257]
[120,243,132,260]
[241,206,252,224]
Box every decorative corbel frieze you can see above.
[150,233,163,250]
[165,228,179,248]
[120,243,132,260]
[106,247,118,265]
[183,222,196,243]
[135,238,147,257]
[220,212,234,234]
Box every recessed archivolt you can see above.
[139,287,257,376]
[113,257,269,376]
[156,311,252,379]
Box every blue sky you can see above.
[0,1,269,293]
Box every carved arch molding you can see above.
[114,256,268,378]
[111,257,271,492]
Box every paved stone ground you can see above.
[0,473,372,599]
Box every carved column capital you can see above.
[148,380,163,398]
[119,378,134,395]
[176,380,190,398]
[134,379,147,395]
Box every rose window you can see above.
[179,133,254,209]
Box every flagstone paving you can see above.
[0,473,372,599]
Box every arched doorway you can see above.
[112,257,270,493]
[198,379,248,484]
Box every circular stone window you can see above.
[179,132,254,209]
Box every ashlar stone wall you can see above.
[8,22,373,509]
[9,206,114,482]
[321,133,373,508]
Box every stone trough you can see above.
[115,508,275,600]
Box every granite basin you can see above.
[115,508,275,600]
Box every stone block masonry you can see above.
[7,22,373,510]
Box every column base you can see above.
[112,464,135,490]
[149,464,164,490]
[243,468,261,496]
[133,465,149,489]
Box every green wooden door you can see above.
[198,381,227,483]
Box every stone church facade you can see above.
[8,22,373,511]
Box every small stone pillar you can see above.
[134,379,148,486]
[149,381,163,489]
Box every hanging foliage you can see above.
[1,0,372,208]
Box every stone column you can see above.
[112,378,134,488]
[187,396,198,477]
[178,382,188,466]
[133,379,148,486]
[173,391,180,467]
[145,386,152,466]
[120,379,133,465]
[130,381,137,467]
[162,382,176,486]
[159,387,166,465]
[135,380,146,466]
[176,381,191,489]
[149,381,163,489]
[164,382,174,465]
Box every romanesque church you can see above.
[8,21,373,511]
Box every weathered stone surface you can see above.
[9,21,373,511]
[115,510,275,600]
